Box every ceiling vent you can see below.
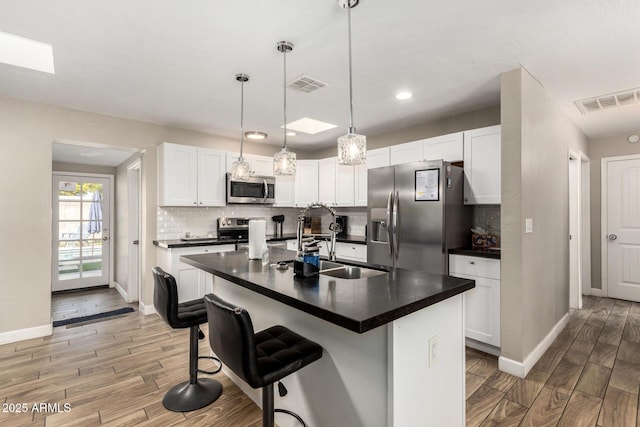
[575,88,640,114]
[287,75,328,93]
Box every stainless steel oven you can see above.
[226,173,275,204]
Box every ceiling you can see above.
[2,0,639,158]
[52,141,139,167]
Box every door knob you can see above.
[608,234,618,241]
[102,236,109,241]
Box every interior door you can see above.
[606,157,640,302]
[52,174,111,292]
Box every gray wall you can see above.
[310,106,500,158]
[0,95,309,336]
[588,132,640,290]
[500,68,589,362]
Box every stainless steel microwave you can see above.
[226,173,275,204]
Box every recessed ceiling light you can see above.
[395,91,413,100]
[628,134,639,143]
[244,131,267,140]
[0,31,55,74]
[286,131,296,136]
[283,117,337,135]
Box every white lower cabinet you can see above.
[449,255,500,348]
[156,245,235,303]
[286,239,366,261]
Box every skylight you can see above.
[283,117,337,135]
[0,31,55,74]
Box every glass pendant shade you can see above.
[273,147,296,175]
[338,131,366,165]
[230,156,252,180]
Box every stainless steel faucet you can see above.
[297,202,337,261]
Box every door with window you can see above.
[606,157,640,302]
[52,174,111,291]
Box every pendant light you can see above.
[273,41,296,176]
[337,0,366,165]
[230,73,252,180]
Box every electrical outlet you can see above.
[428,335,438,367]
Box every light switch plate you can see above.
[525,218,533,233]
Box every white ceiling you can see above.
[2,0,639,157]
[52,141,139,167]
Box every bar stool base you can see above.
[162,378,222,412]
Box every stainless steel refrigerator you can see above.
[367,160,470,274]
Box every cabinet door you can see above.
[367,147,390,170]
[294,160,319,207]
[158,142,198,206]
[247,154,274,176]
[464,125,501,204]
[318,157,337,205]
[197,148,226,206]
[423,132,463,162]
[390,141,423,165]
[176,267,200,303]
[336,163,355,207]
[336,242,367,262]
[354,163,367,207]
[275,175,295,207]
[460,273,500,347]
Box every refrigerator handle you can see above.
[386,191,394,256]
[393,190,399,259]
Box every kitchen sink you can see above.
[320,263,386,280]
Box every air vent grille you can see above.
[575,88,640,114]
[287,75,328,93]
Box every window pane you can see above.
[59,201,81,220]
[59,221,81,240]
[58,259,80,280]
[58,181,80,196]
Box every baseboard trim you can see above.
[499,312,570,378]
[590,288,602,297]
[113,281,128,302]
[139,301,156,315]
[466,338,501,357]
[0,323,53,345]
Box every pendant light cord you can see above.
[240,78,245,158]
[347,3,354,133]
[283,47,288,150]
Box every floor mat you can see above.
[53,307,135,327]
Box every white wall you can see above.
[500,68,589,364]
[0,95,310,339]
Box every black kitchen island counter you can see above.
[180,247,474,333]
[154,233,366,249]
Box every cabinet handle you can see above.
[469,261,475,265]
[193,201,197,205]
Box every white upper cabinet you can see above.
[294,160,319,207]
[158,142,225,207]
[366,147,391,170]
[197,148,227,206]
[275,175,295,207]
[318,157,337,205]
[225,152,274,176]
[336,163,355,207]
[463,125,501,204]
[354,163,367,207]
[423,132,464,162]
[389,141,423,165]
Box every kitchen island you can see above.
[181,248,474,427]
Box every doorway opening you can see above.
[52,173,113,292]
[568,150,591,309]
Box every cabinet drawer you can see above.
[336,242,367,261]
[449,255,500,280]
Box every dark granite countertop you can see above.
[180,248,474,334]
[154,234,367,249]
[449,247,501,259]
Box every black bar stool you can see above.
[152,267,223,412]
[204,293,323,427]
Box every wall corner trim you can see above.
[113,281,129,302]
[0,323,53,346]
[139,301,156,315]
[590,288,602,297]
[498,312,570,378]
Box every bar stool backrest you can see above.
[152,266,180,328]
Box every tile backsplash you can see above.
[471,204,501,239]
[157,206,368,240]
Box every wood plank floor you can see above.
[4,289,640,426]
[467,295,640,427]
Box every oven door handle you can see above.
[263,179,268,200]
